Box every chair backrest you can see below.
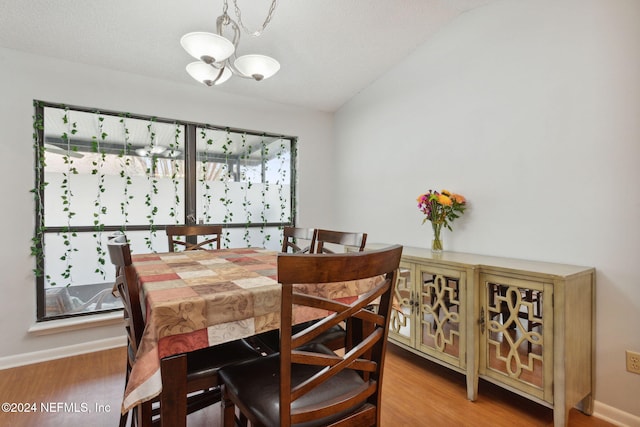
[165,224,222,252]
[313,229,367,253]
[281,226,316,253]
[107,232,127,275]
[277,244,403,426]
[107,237,145,360]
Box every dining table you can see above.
[121,247,381,427]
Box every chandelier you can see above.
[134,139,181,158]
[180,0,280,86]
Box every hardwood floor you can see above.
[0,343,613,427]
[0,346,126,427]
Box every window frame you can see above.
[33,100,297,321]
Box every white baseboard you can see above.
[0,335,126,370]
[593,400,640,427]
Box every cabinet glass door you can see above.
[417,266,465,368]
[479,273,552,401]
[388,264,413,346]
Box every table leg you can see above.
[160,353,188,427]
[137,400,153,427]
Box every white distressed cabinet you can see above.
[382,245,595,427]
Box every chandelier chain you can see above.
[222,0,278,37]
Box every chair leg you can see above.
[136,400,153,427]
[221,385,237,427]
[119,410,129,427]
[120,361,132,427]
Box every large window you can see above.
[33,101,296,321]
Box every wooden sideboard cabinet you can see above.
[382,245,595,427]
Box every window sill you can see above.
[28,311,124,336]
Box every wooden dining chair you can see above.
[165,224,222,252]
[282,228,367,352]
[313,229,367,253]
[107,237,272,427]
[281,226,316,253]
[219,244,403,427]
[259,227,350,352]
[108,234,146,427]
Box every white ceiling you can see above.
[0,0,493,112]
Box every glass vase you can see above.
[431,221,443,253]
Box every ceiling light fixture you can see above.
[135,145,166,157]
[134,140,182,158]
[181,0,280,87]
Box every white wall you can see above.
[0,47,333,360]
[334,0,640,420]
[1,0,638,421]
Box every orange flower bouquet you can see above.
[417,189,466,252]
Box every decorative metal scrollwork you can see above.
[486,283,543,385]
[422,273,460,353]
[390,270,411,335]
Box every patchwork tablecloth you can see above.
[121,248,377,413]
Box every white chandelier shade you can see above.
[134,145,181,158]
[234,54,280,81]
[181,1,279,86]
[186,62,233,86]
[180,32,235,64]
